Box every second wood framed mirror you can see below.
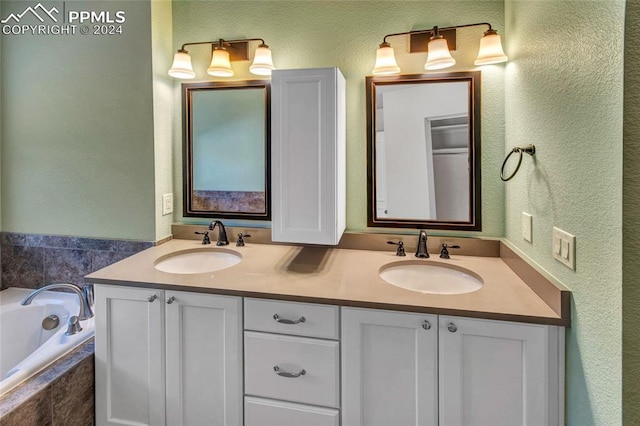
[366,71,481,231]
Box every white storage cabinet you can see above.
[271,67,346,245]
[342,307,564,426]
[94,285,243,426]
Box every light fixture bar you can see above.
[169,37,275,79]
[381,22,493,45]
[372,22,507,75]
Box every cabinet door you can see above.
[342,308,438,426]
[95,285,165,426]
[271,67,346,245]
[165,291,243,426]
[439,316,563,426]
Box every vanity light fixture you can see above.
[168,38,275,79]
[372,23,507,75]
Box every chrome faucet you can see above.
[208,220,229,246]
[415,230,429,258]
[21,283,94,321]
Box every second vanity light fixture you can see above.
[373,22,508,75]
[169,38,275,79]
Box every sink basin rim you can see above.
[154,248,242,274]
[378,260,484,295]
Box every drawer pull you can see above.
[147,295,157,303]
[273,314,306,325]
[273,366,306,378]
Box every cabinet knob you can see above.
[147,295,158,303]
[273,366,306,378]
[421,320,432,330]
[166,296,176,304]
[447,322,458,333]
[273,314,306,325]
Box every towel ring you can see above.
[501,144,536,181]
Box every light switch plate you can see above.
[553,227,575,270]
[162,193,173,216]
[522,212,533,242]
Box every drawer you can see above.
[245,397,339,426]
[244,331,340,408]
[244,298,339,339]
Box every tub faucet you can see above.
[415,230,429,258]
[209,220,229,246]
[21,283,94,321]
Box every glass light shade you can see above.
[168,50,195,79]
[474,30,508,65]
[425,37,455,70]
[250,44,275,76]
[207,48,234,77]
[372,43,401,75]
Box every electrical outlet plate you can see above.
[522,212,532,242]
[162,193,173,216]
[552,227,575,270]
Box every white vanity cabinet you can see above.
[342,308,564,426]
[271,67,346,245]
[341,308,439,426]
[94,285,243,426]
[243,298,341,426]
[438,316,564,426]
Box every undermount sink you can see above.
[379,261,483,295]
[154,248,242,274]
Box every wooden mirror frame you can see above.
[182,80,271,220]
[366,72,481,231]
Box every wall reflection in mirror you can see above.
[183,81,270,219]
[367,72,481,230]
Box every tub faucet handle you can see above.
[65,316,83,336]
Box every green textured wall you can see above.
[504,1,624,424]
[623,0,640,423]
[151,0,175,241]
[172,0,506,237]
[1,1,156,241]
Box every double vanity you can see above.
[87,233,569,426]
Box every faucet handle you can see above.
[194,231,211,245]
[236,233,251,247]
[387,240,406,257]
[440,243,461,259]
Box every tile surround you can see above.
[0,340,95,426]
[0,232,154,290]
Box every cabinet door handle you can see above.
[166,296,176,304]
[273,314,306,325]
[447,322,458,333]
[147,295,158,303]
[273,366,306,378]
[422,320,432,330]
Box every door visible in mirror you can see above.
[183,81,271,220]
[366,72,480,231]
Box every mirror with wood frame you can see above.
[182,80,270,220]
[366,71,481,230]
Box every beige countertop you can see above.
[85,239,567,326]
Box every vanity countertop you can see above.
[85,239,569,326]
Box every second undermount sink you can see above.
[154,249,242,274]
[379,261,483,295]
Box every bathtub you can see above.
[0,287,95,396]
